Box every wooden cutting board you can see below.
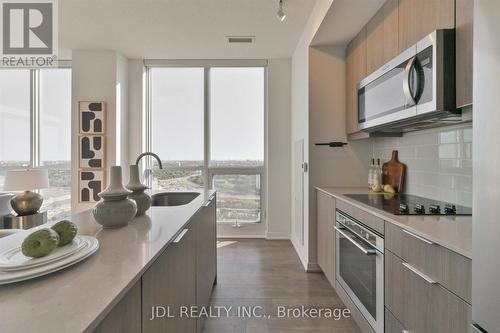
[382,150,405,193]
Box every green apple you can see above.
[21,229,60,258]
[51,220,78,246]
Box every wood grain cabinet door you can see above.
[456,0,474,107]
[196,197,217,333]
[316,191,335,287]
[385,250,471,333]
[398,0,455,52]
[142,225,197,333]
[385,308,407,333]
[366,0,399,74]
[385,222,471,303]
[92,280,142,333]
[346,28,367,135]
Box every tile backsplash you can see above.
[372,123,473,207]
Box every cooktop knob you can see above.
[399,204,409,213]
[414,204,425,214]
[429,204,441,214]
[444,204,456,214]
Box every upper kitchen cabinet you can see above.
[366,0,399,74]
[398,0,455,51]
[456,0,473,107]
[346,28,367,135]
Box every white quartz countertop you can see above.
[316,187,472,259]
[0,189,216,333]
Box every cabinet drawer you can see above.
[385,308,406,333]
[385,250,471,333]
[336,199,384,235]
[385,222,471,303]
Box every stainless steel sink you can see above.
[151,192,200,206]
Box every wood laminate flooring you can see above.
[202,239,361,333]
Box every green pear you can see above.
[22,229,59,258]
[51,220,78,246]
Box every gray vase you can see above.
[126,165,151,216]
[92,166,137,228]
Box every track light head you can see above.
[277,0,286,22]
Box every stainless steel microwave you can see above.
[358,29,460,133]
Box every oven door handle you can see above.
[335,226,377,255]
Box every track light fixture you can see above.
[277,0,286,22]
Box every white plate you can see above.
[0,236,87,271]
[0,229,22,239]
[0,236,99,285]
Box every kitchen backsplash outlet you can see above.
[372,123,473,207]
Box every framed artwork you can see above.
[79,135,106,169]
[79,170,105,203]
[79,101,106,134]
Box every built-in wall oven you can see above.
[335,211,384,333]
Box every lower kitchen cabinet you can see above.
[196,196,217,333]
[385,250,471,333]
[385,308,406,333]
[316,190,336,287]
[142,224,197,333]
[92,279,142,333]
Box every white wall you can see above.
[127,60,146,166]
[290,0,334,270]
[71,50,129,212]
[265,59,292,239]
[472,1,500,331]
[116,53,130,179]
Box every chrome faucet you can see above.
[136,152,163,181]
[135,152,163,169]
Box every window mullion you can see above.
[204,67,210,189]
[30,69,40,167]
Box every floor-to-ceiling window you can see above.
[147,62,266,225]
[0,67,71,221]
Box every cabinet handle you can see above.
[402,262,437,284]
[173,229,188,243]
[203,200,212,207]
[334,226,377,255]
[402,229,434,245]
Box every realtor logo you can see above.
[0,0,58,67]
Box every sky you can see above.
[151,67,264,163]
[0,69,71,162]
[0,66,263,164]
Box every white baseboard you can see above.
[217,234,266,239]
[265,231,290,240]
[290,236,308,271]
[306,262,321,272]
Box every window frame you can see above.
[0,64,72,220]
[145,60,268,224]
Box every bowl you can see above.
[0,192,14,217]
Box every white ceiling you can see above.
[59,0,316,59]
[311,0,385,48]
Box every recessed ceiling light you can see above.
[227,36,255,44]
[277,0,286,22]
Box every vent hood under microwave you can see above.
[357,29,460,133]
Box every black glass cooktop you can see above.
[344,193,472,216]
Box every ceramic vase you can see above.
[126,165,151,216]
[92,166,137,228]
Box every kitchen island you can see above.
[0,190,216,333]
